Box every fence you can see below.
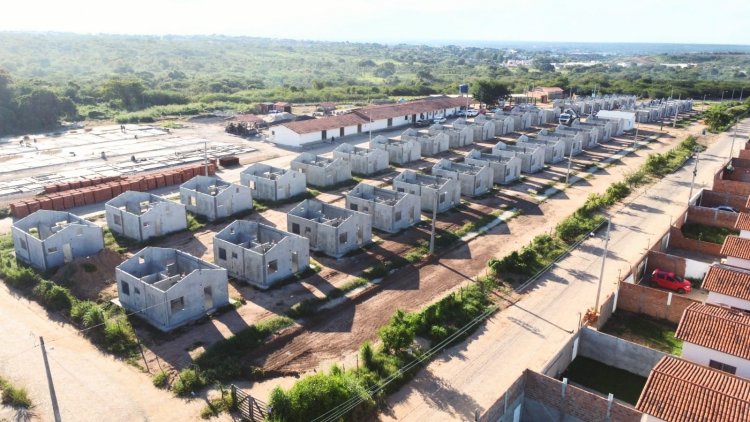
[231,384,268,422]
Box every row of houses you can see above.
[269,95,468,147]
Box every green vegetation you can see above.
[562,357,647,405]
[0,234,139,358]
[488,135,701,282]
[681,222,739,244]
[704,101,750,132]
[171,316,294,396]
[200,388,235,419]
[644,136,703,176]
[103,227,136,253]
[152,371,169,389]
[601,311,683,355]
[0,376,32,409]
[0,208,11,219]
[0,32,747,135]
[187,213,208,231]
[269,277,496,421]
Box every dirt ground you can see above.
[50,248,125,302]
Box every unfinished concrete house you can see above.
[116,247,229,331]
[179,176,252,222]
[492,141,545,173]
[516,135,565,163]
[573,120,612,142]
[370,135,421,165]
[465,149,521,185]
[290,153,352,188]
[345,183,421,233]
[432,159,493,197]
[393,170,461,213]
[287,199,372,258]
[105,191,187,242]
[332,143,389,176]
[555,125,595,148]
[213,220,310,289]
[429,124,472,148]
[458,118,495,141]
[401,130,449,156]
[491,114,515,135]
[537,129,583,156]
[12,210,104,272]
[240,163,307,202]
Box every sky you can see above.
[1,0,749,46]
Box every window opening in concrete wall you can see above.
[350,203,358,211]
[268,260,278,273]
[395,211,402,222]
[709,360,737,375]
[19,239,27,250]
[203,287,213,310]
[292,223,300,234]
[339,232,348,244]
[170,297,185,313]
[121,281,130,295]
[218,248,227,260]
[113,215,122,225]
[47,246,58,253]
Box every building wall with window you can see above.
[12,210,104,272]
[115,248,228,332]
[240,164,307,202]
[392,171,461,213]
[681,342,750,379]
[105,192,187,242]
[345,185,421,233]
[213,221,310,289]
[287,201,372,258]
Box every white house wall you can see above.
[12,223,104,272]
[705,292,750,312]
[345,193,420,233]
[681,342,750,379]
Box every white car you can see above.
[433,116,446,124]
[465,109,479,117]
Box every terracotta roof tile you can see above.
[675,302,750,359]
[721,235,750,260]
[736,212,750,231]
[637,356,750,422]
[702,264,750,301]
[281,113,369,135]
[353,96,469,121]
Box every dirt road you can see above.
[0,284,228,421]
[379,119,748,421]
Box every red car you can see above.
[650,269,692,294]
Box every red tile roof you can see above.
[281,113,369,135]
[736,212,750,231]
[702,264,750,301]
[353,96,469,121]
[721,235,750,260]
[281,96,468,134]
[675,302,750,359]
[637,356,750,422]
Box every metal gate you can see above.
[232,384,268,421]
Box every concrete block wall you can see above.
[523,371,643,422]
[579,328,666,378]
[617,282,699,324]
[687,206,740,230]
[668,226,723,257]
[699,189,750,212]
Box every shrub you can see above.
[152,371,169,388]
[33,280,74,313]
[1,384,32,409]
[604,182,630,204]
[102,315,138,355]
[70,300,105,328]
[360,342,375,371]
[172,368,206,397]
[378,310,415,355]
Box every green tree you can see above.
[471,80,510,105]
[101,78,145,110]
[378,310,414,354]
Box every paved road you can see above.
[381,119,750,421]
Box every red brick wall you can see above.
[699,190,749,212]
[739,149,750,160]
[668,226,723,257]
[646,251,686,277]
[617,282,699,324]
[732,157,750,169]
[715,167,750,195]
[479,373,526,422]
[687,206,739,230]
[524,371,643,422]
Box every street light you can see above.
[565,147,574,185]
[429,189,444,255]
[688,146,701,203]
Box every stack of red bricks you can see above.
[10,162,217,219]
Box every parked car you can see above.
[414,119,431,127]
[432,116,446,124]
[466,109,479,117]
[456,110,467,117]
[650,269,692,294]
[716,205,739,213]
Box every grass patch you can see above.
[561,357,647,405]
[152,371,169,388]
[187,213,208,231]
[171,316,294,395]
[600,311,682,355]
[269,277,497,421]
[681,222,739,244]
[200,388,235,419]
[644,135,703,177]
[103,227,137,253]
[0,376,32,409]
[0,207,10,219]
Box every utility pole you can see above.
[429,191,439,255]
[204,141,209,176]
[688,147,701,203]
[633,121,640,149]
[594,218,611,313]
[672,103,679,128]
[730,118,739,159]
[565,148,574,185]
